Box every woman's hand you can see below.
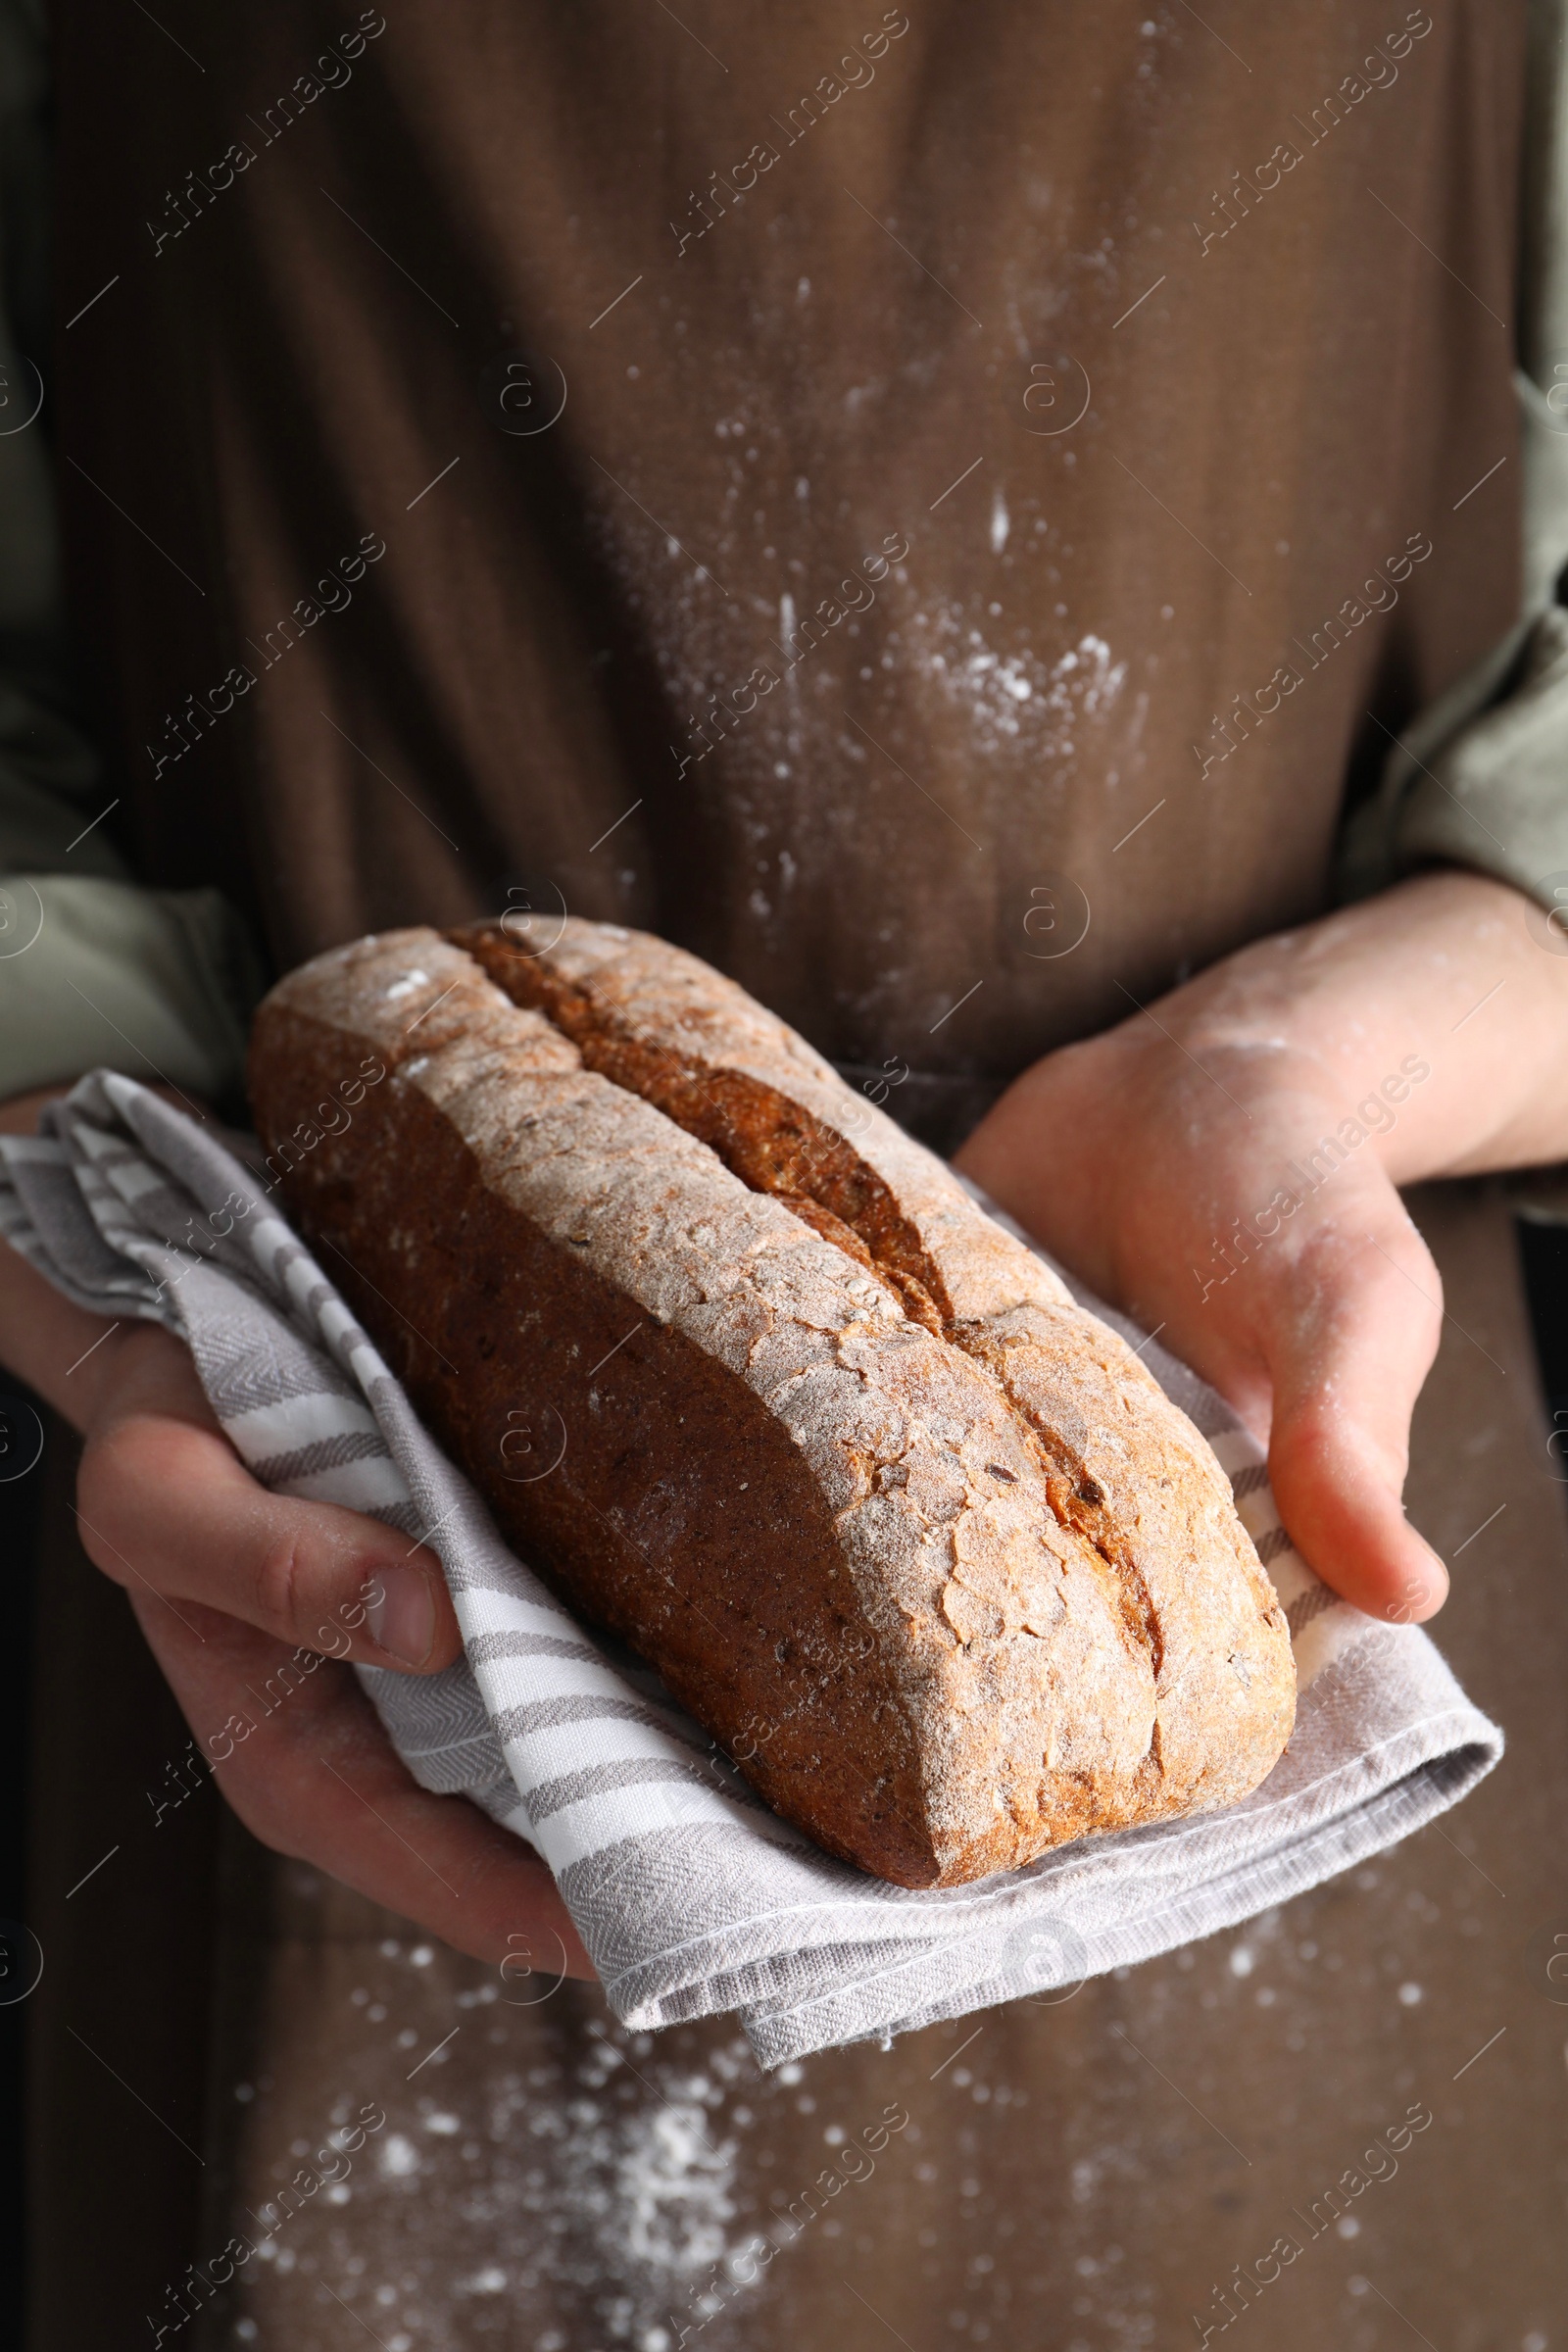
[956,870,1568,1627]
[0,1087,591,1980]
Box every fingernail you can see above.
[1386,1539,1448,1622]
[366,1562,437,1668]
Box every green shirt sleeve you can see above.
[1339,0,1568,916]
[0,0,260,1113]
[0,875,261,1103]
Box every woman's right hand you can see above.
[1,1086,592,1983]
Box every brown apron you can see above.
[32,8,1562,2347]
[54,2,1520,1128]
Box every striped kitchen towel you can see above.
[0,1071,1502,2068]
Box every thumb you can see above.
[77,1326,463,1672]
[1261,1210,1449,1625]
[80,1404,465,1670]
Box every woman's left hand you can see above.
[956,869,1568,1626]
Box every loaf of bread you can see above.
[248,919,1294,1887]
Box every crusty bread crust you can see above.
[457,916,1296,1825]
[249,922,1294,1886]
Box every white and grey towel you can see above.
[0,1072,1502,2067]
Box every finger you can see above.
[130,1589,595,1981]
[79,1401,464,1674]
[1261,1213,1449,1624]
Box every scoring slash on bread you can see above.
[249,918,1294,1888]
